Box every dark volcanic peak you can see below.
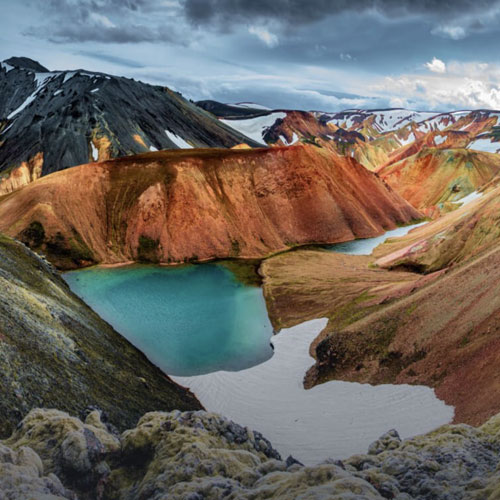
[196,99,271,119]
[0,58,260,194]
[3,56,49,73]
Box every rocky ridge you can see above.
[2,407,500,499]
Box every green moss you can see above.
[217,259,263,287]
[45,230,95,266]
[405,303,418,316]
[327,290,378,330]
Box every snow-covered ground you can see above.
[165,130,193,149]
[280,132,299,146]
[7,72,57,119]
[456,190,483,206]
[326,221,428,256]
[398,131,415,146]
[0,62,14,72]
[434,134,447,145]
[326,110,437,134]
[174,318,453,464]
[467,138,500,154]
[221,112,286,145]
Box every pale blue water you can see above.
[324,222,428,255]
[64,264,274,376]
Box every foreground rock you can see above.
[0,233,201,439]
[3,408,500,499]
[0,145,421,269]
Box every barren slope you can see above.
[0,145,421,268]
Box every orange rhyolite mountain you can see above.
[377,148,500,215]
[0,145,421,268]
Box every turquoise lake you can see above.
[64,264,274,376]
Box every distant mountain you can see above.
[0,57,260,194]
[196,100,271,119]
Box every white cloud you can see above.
[425,57,446,74]
[89,13,116,29]
[248,26,278,48]
[371,61,500,111]
[431,25,466,40]
[340,53,352,61]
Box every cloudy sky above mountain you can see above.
[2,0,500,111]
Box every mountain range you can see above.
[3,56,500,499]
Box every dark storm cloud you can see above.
[183,0,500,27]
[24,0,500,44]
[25,0,183,44]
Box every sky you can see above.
[2,0,500,112]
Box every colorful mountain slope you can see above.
[377,148,500,215]
[0,145,421,269]
[309,240,500,426]
[262,199,500,425]
[373,185,500,272]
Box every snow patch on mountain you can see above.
[280,132,299,146]
[165,130,193,149]
[220,112,287,145]
[467,137,500,154]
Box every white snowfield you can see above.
[280,132,299,146]
[90,142,99,161]
[434,134,447,145]
[7,72,58,119]
[326,109,437,134]
[456,190,484,206]
[397,131,415,146]
[323,109,500,139]
[5,68,109,120]
[165,129,193,149]
[174,318,453,465]
[467,137,500,154]
[0,62,14,72]
[221,112,287,145]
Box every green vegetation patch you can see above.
[217,259,263,287]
